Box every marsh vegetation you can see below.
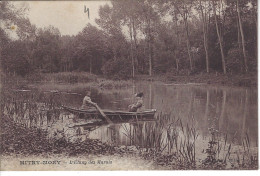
[0,77,258,170]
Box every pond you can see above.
[2,81,258,167]
[59,82,257,147]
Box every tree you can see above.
[172,0,195,71]
[33,26,61,73]
[152,22,177,73]
[96,4,128,59]
[110,0,141,78]
[173,9,180,72]
[0,1,36,76]
[1,41,31,76]
[212,0,226,74]
[236,0,248,73]
[59,35,75,72]
[74,24,108,74]
[1,0,257,78]
[198,0,210,73]
[137,0,160,76]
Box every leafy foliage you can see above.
[0,0,257,77]
[102,57,132,80]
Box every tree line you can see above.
[0,0,257,79]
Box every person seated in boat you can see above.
[81,91,97,110]
[128,92,144,112]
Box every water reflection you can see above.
[2,82,258,152]
[80,83,257,149]
[106,83,257,165]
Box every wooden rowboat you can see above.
[62,105,156,122]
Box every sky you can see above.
[13,1,111,36]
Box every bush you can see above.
[226,48,243,73]
[102,57,132,79]
[24,72,97,83]
[44,72,98,83]
[1,41,32,77]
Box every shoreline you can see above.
[135,73,257,88]
[1,72,257,89]
[1,114,257,170]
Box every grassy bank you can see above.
[1,72,134,90]
[136,72,257,87]
[0,115,116,157]
[1,71,257,89]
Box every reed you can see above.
[26,72,98,83]
[2,72,133,90]
[236,133,258,169]
[120,112,199,168]
[1,88,258,170]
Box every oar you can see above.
[92,103,113,124]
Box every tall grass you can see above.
[200,128,258,169]
[120,112,258,169]
[2,72,133,92]
[1,88,62,129]
[1,86,258,169]
[25,72,98,83]
[121,112,199,168]
[236,134,258,169]
[164,116,198,168]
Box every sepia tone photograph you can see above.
[0,0,258,171]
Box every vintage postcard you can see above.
[0,0,258,171]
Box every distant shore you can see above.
[136,72,257,88]
[1,71,257,89]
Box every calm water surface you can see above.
[4,81,258,158]
[76,83,257,147]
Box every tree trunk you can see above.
[213,0,226,74]
[237,15,244,72]
[172,2,193,71]
[184,15,193,71]
[237,0,248,73]
[174,10,179,72]
[199,0,210,73]
[204,31,210,73]
[132,18,138,68]
[129,17,135,78]
[148,18,152,76]
[143,45,146,73]
[237,17,241,50]
[148,37,152,76]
